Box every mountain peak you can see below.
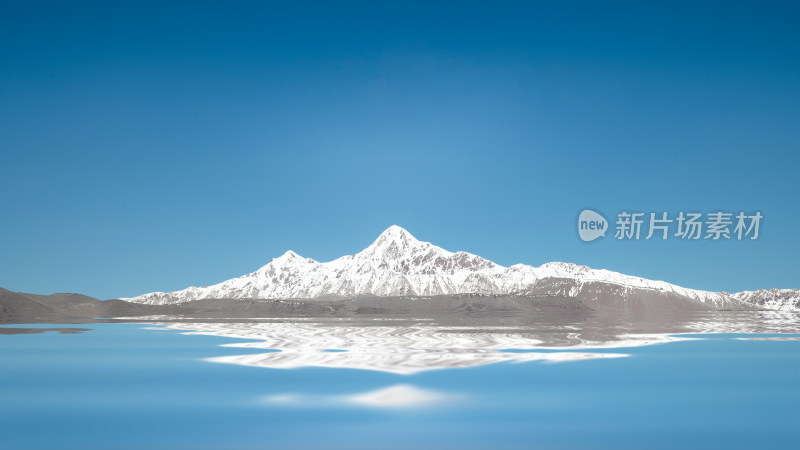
[379,225,415,239]
[370,225,421,248]
[272,250,303,263]
[352,225,439,266]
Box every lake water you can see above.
[2,315,799,450]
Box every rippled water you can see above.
[2,311,800,449]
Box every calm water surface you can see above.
[1,318,799,450]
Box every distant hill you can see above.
[0,288,152,323]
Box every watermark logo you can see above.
[578,209,762,242]
[578,209,608,242]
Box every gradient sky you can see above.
[1,1,799,299]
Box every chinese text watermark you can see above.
[578,210,762,242]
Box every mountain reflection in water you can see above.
[142,309,800,374]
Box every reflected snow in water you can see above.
[149,321,634,374]
[143,309,800,374]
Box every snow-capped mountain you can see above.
[124,226,799,311]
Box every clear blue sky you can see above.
[1,1,798,299]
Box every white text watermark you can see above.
[578,210,762,242]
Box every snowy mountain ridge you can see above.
[123,226,799,311]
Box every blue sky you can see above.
[1,1,798,299]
